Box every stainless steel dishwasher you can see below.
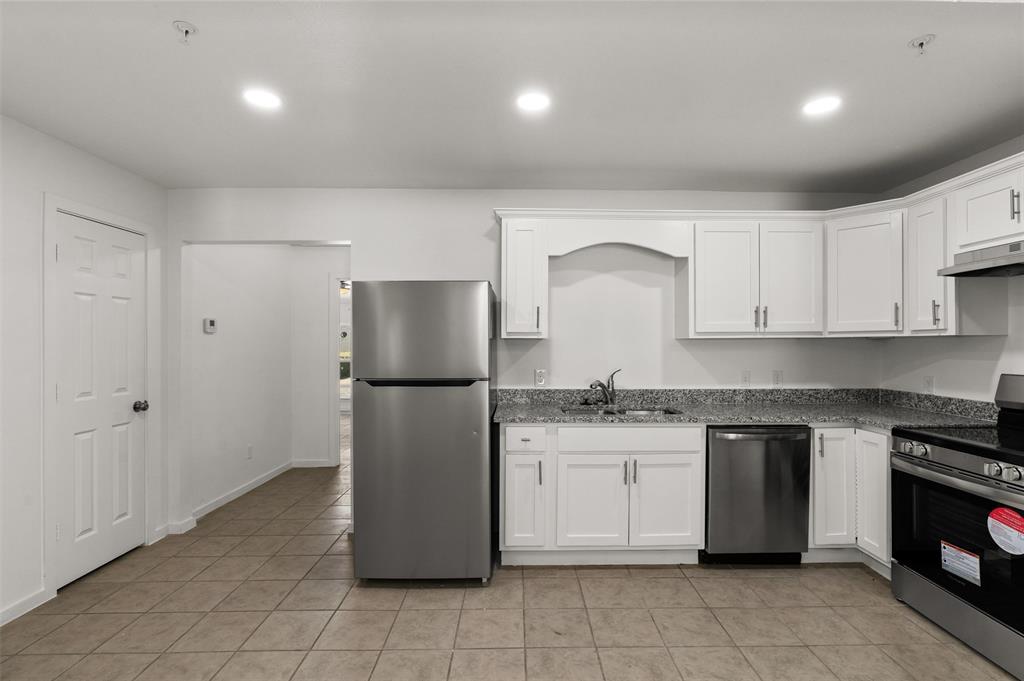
[705,426,811,555]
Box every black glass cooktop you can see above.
[893,422,1024,467]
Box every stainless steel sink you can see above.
[621,406,681,416]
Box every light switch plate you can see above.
[534,369,547,387]
[741,370,751,388]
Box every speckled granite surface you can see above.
[493,388,996,430]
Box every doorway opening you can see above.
[338,280,352,477]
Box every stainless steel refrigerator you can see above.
[352,281,496,580]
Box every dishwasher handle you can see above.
[713,431,809,441]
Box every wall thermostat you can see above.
[203,318,217,334]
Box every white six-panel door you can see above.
[827,212,903,333]
[504,454,545,547]
[907,198,948,331]
[694,222,759,333]
[855,429,890,564]
[629,453,702,546]
[812,429,857,546]
[759,221,823,333]
[556,455,629,546]
[51,211,147,587]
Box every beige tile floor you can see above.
[1,419,1017,680]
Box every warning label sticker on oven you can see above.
[940,541,981,586]
[988,507,1024,556]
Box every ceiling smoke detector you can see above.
[908,34,935,56]
[173,20,197,45]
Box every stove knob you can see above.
[899,441,915,455]
[911,443,929,458]
[1002,467,1023,482]
[984,463,1004,478]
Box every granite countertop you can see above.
[493,401,993,431]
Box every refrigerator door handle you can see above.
[361,379,481,387]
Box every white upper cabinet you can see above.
[812,428,857,547]
[952,168,1024,250]
[759,221,824,334]
[827,211,904,333]
[694,222,759,333]
[502,220,548,337]
[907,198,948,332]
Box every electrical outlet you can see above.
[924,376,935,394]
[534,369,547,387]
[740,370,751,388]
[246,444,253,460]
[772,370,784,387]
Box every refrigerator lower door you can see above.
[353,379,492,580]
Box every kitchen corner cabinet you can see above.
[952,167,1024,250]
[502,221,548,337]
[504,454,546,547]
[855,429,890,564]
[827,211,903,333]
[906,198,948,332]
[812,428,857,546]
[693,220,823,335]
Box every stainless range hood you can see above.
[939,240,1024,277]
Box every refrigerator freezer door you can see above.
[353,281,491,380]
[352,379,492,579]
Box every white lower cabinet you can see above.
[855,429,890,564]
[504,454,546,547]
[629,453,703,546]
[812,428,857,546]
[556,454,630,546]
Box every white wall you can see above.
[881,279,1024,401]
[503,243,883,388]
[0,116,167,621]
[183,244,351,516]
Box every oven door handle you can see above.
[891,455,1024,507]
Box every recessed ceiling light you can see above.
[516,91,551,113]
[243,88,282,111]
[802,95,842,117]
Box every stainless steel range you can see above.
[891,373,1024,679]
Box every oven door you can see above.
[891,455,1024,634]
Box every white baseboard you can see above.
[501,550,700,566]
[148,525,169,544]
[192,462,292,520]
[292,459,335,468]
[167,516,196,534]
[1,587,55,625]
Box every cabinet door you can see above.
[855,430,890,564]
[556,454,629,546]
[953,169,1024,249]
[504,454,546,547]
[812,429,856,546]
[694,222,759,333]
[907,198,948,331]
[760,221,823,333]
[629,453,703,547]
[827,212,903,333]
[503,221,548,336]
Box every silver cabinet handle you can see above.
[538,460,543,486]
[535,306,540,329]
[818,433,825,457]
[894,302,900,327]
[754,306,760,329]
[763,306,768,329]
[623,460,628,485]
[632,459,638,484]
[1012,189,1021,221]
[931,299,941,326]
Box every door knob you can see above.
[132,400,150,413]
